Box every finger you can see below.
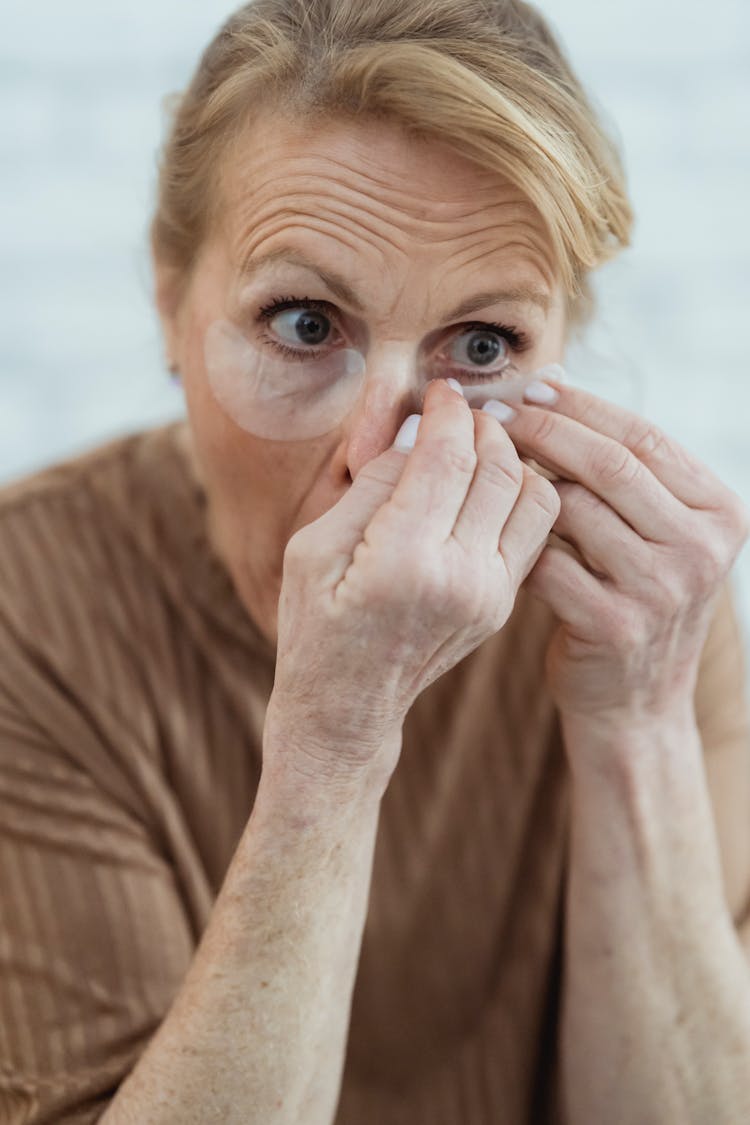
[551,479,654,584]
[451,408,524,555]
[300,444,409,572]
[386,378,477,541]
[520,378,728,510]
[502,403,684,542]
[497,464,561,588]
[523,542,610,632]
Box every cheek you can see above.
[181,311,334,495]
[183,367,337,535]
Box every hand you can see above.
[265,378,560,792]
[498,376,750,725]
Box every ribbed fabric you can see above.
[0,420,748,1124]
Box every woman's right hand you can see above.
[263,377,560,795]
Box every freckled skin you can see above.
[158,114,568,646]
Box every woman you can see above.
[1,1,749,1122]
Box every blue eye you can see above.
[270,307,332,347]
[449,327,510,371]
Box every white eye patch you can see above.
[204,319,366,440]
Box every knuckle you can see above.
[400,552,443,601]
[556,479,591,512]
[677,537,724,592]
[693,545,725,588]
[434,439,478,479]
[476,451,523,491]
[651,570,684,615]
[586,442,639,488]
[624,419,668,462]
[401,552,481,620]
[604,603,648,650]
[529,475,561,521]
[474,413,522,487]
[356,454,405,492]
[530,409,558,445]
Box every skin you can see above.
[154,110,750,1121]
[156,112,567,648]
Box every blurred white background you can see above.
[1,0,749,685]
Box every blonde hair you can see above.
[151,0,633,322]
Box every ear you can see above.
[152,251,185,371]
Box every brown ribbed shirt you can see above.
[1,421,749,1124]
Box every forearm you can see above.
[101,732,392,1125]
[560,707,750,1125]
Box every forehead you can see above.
[215,113,558,295]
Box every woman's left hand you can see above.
[497,376,750,725]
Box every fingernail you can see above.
[481,400,517,424]
[445,377,465,396]
[536,363,567,384]
[393,413,422,451]
[523,380,560,405]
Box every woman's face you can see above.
[157,114,568,645]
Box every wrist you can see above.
[252,758,387,850]
[261,694,403,812]
[559,699,702,795]
[559,697,696,749]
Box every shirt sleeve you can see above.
[697,576,750,947]
[0,684,196,1123]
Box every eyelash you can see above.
[255,294,532,359]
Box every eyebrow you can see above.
[239,248,551,320]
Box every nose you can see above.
[343,346,424,480]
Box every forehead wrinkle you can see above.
[233,158,538,253]
[502,240,557,290]
[232,195,414,287]
[438,233,556,300]
[450,207,549,245]
[236,216,391,285]
[328,174,509,228]
[234,157,422,229]
[239,139,509,220]
[236,209,403,281]
[303,193,420,256]
[288,152,432,211]
[229,129,551,236]
[241,181,442,251]
[240,199,543,287]
[449,230,550,275]
[233,186,556,292]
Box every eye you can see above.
[270,307,332,347]
[448,327,511,371]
